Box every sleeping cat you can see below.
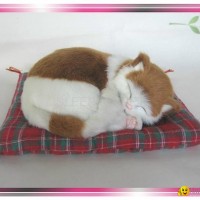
[21,47,180,138]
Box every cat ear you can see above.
[132,53,151,70]
[162,97,181,114]
[168,97,181,112]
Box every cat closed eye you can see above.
[136,106,146,113]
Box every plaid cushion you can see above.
[1,73,200,155]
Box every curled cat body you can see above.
[21,47,180,138]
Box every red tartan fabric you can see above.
[1,73,200,155]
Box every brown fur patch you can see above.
[126,53,180,116]
[28,47,110,90]
[49,114,84,139]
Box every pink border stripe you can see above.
[1,188,200,196]
[0,4,200,12]
[1,4,200,7]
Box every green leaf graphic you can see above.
[190,25,200,34]
[189,16,199,24]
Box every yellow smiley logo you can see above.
[178,186,190,196]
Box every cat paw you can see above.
[125,116,137,129]
[134,117,143,130]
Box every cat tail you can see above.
[49,113,85,139]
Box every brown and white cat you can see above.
[21,47,180,138]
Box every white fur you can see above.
[140,104,172,125]
[161,104,172,113]
[113,62,144,99]
[123,80,173,125]
[21,76,101,130]
[127,80,151,115]
[107,55,127,80]
[83,61,159,138]
[21,99,51,131]
[82,87,128,138]
[82,61,146,138]
[22,77,100,119]
[82,81,146,138]
[123,80,153,125]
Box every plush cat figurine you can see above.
[21,47,180,138]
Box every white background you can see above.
[0,12,200,188]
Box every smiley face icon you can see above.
[178,186,190,196]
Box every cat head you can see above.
[114,53,180,126]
